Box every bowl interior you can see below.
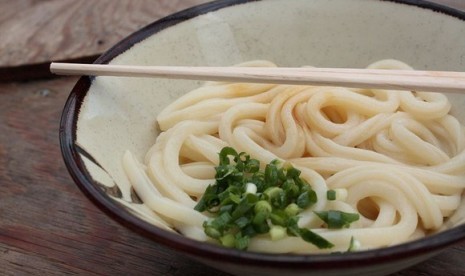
[62,0,465,274]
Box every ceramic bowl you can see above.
[60,0,465,275]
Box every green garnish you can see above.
[287,216,333,249]
[314,210,360,229]
[326,189,336,200]
[347,236,360,252]
[195,147,347,250]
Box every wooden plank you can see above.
[0,243,94,275]
[0,0,208,81]
[0,77,227,275]
[0,0,208,67]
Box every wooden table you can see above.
[1,1,465,275]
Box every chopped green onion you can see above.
[234,233,249,250]
[298,228,334,249]
[205,226,221,239]
[252,210,269,227]
[242,224,257,237]
[245,182,257,194]
[194,184,218,212]
[235,216,250,229]
[282,179,299,199]
[296,190,317,209]
[264,187,285,208]
[327,190,336,200]
[315,210,360,229]
[245,159,260,173]
[220,234,235,248]
[287,216,334,249]
[254,200,272,214]
[252,213,270,233]
[219,204,233,214]
[270,210,288,227]
[284,203,300,217]
[270,225,287,241]
[194,147,349,251]
[347,236,361,252]
[209,212,232,231]
[231,193,257,220]
[265,163,279,187]
[215,165,236,180]
[219,147,238,165]
[286,166,301,179]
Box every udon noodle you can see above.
[123,60,465,253]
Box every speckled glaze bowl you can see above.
[60,0,465,275]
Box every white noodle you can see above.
[123,60,465,253]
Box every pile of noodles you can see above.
[123,60,465,253]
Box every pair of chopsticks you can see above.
[50,62,465,93]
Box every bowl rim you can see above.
[60,0,465,270]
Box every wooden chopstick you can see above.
[50,62,465,93]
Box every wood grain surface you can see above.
[0,77,225,275]
[1,0,465,275]
[0,0,208,81]
[0,0,208,67]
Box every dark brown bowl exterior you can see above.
[60,0,465,275]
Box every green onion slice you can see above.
[194,147,355,251]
